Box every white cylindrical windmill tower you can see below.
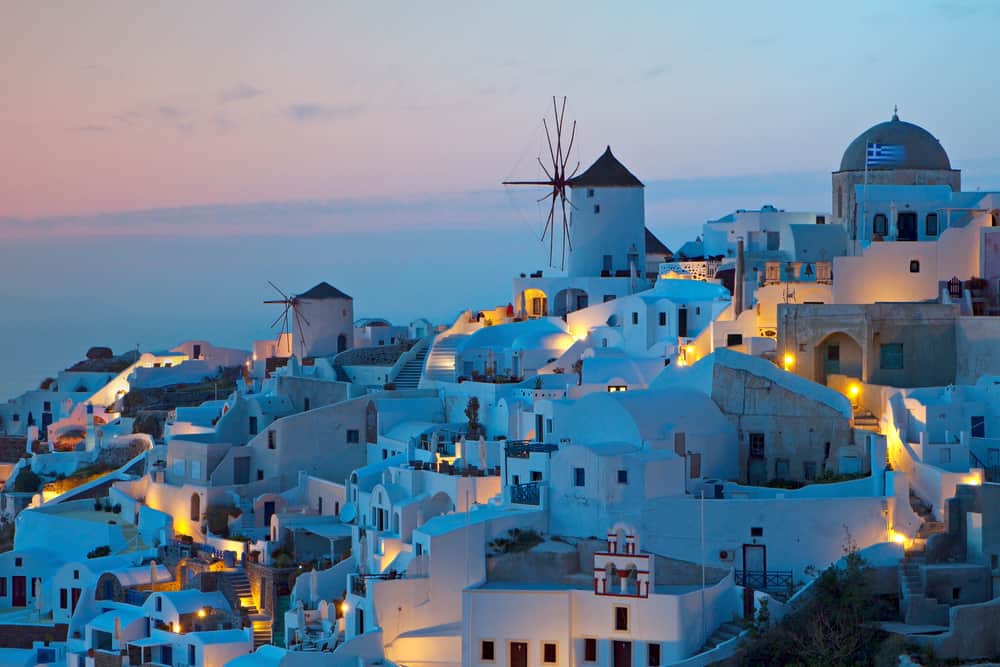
[292,282,355,359]
[567,146,646,279]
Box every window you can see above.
[804,461,817,480]
[190,460,201,481]
[587,188,594,198]
[925,213,939,236]
[648,642,662,666]
[873,213,888,236]
[972,416,986,439]
[726,333,743,347]
[257,469,264,481]
[674,432,686,455]
[267,431,276,449]
[991,554,998,569]
[749,433,765,458]
[60,589,67,609]
[631,312,639,325]
[0,578,5,596]
[617,469,628,484]
[14,557,21,567]
[952,587,961,600]
[775,458,789,480]
[303,397,310,412]
[817,215,826,225]
[188,646,196,666]
[594,204,600,214]
[584,638,597,662]
[574,467,586,487]
[546,418,553,433]
[766,231,780,251]
[607,385,627,392]
[658,312,666,326]
[248,416,258,435]
[73,570,79,579]
[909,260,920,273]
[155,596,162,612]
[480,640,495,661]
[346,429,360,443]
[43,401,51,412]
[750,526,764,537]
[531,470,543,482]
[614,606,629,631]
[880,343,904,370]
[543,642,557,664]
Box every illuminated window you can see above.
[607,385,627,392]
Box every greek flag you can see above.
[866,142,905,167]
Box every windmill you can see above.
[503,96,580,270]
[263,281,310,357]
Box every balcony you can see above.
[504,440,559,459]
[735,569,793,599]
[510,481,541,506]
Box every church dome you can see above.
[839,112,951,171]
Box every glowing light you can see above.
[890,532,906,545]
[964,473,982,486]
[685,345,695,356]
[197,608,207,618]
[782,353,795,370]
[848,384,860,397]
[172,621,181,633]
[340,601,350,615]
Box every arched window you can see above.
[190,493,200,523]
[836,185,843,218]
[873,214,888,236]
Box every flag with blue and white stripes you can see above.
[866,141,905,167]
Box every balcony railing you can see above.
[510,481,541,506]
[504,441,559,458]
[735,569,793,594]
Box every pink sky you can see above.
[3,2,999,220]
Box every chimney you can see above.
[734,238,745,314]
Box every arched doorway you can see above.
[337,334,348,353]
[813,332,863,385]
[521,288,548,318]
[553,288,588,317]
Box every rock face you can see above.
[86,346,114,360]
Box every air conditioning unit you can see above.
[718,549,736,563]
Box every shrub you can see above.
[87,545,111,558]
[13,467,41,493]
[489,528,543,554]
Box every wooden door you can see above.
[12,576,26,607]
[613,640,632,667]
[509,641,528,667]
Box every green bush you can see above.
[87,545,111,558]
[13,467,41,493]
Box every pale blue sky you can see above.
[1,1,999,398]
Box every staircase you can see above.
[424,335,462,382]
[697,620,745,653]
[898,492,950,626]
[234,501,255,537]
[853,409,880,433]
[393,342,431,389]
[225,569,273,649]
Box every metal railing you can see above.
[735,569,793,592]
[510,481,541,506]
[504,441,559,458]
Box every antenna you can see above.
[503,96,580,270]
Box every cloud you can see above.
[220,82,262,103]
[74,124,111,133]
[285,103,365,122]
[156,105,186,121]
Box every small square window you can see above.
[909,260,920,273]
[531,470,543,482]
[73,569,79,580]
[480,640,495,661]
[594,204,600,214]
[543,642,557,664]
[614,606,629,631]
[584,638,597,662]
[750,526,764,537]
[267,431,276,449]
[925,213,938,236]
[574,467,586,487]
[587,188,595,198]
[726,333,743,347]
[631,312,639,325]
[346,429,360,443]
[617,469,628,484]
[880,343,904,370]
[14,558,22,567]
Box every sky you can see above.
[2,1,1000,399]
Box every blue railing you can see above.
[510,482,541,505]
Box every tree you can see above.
[13,466,41,493]
[465,397,481,439]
